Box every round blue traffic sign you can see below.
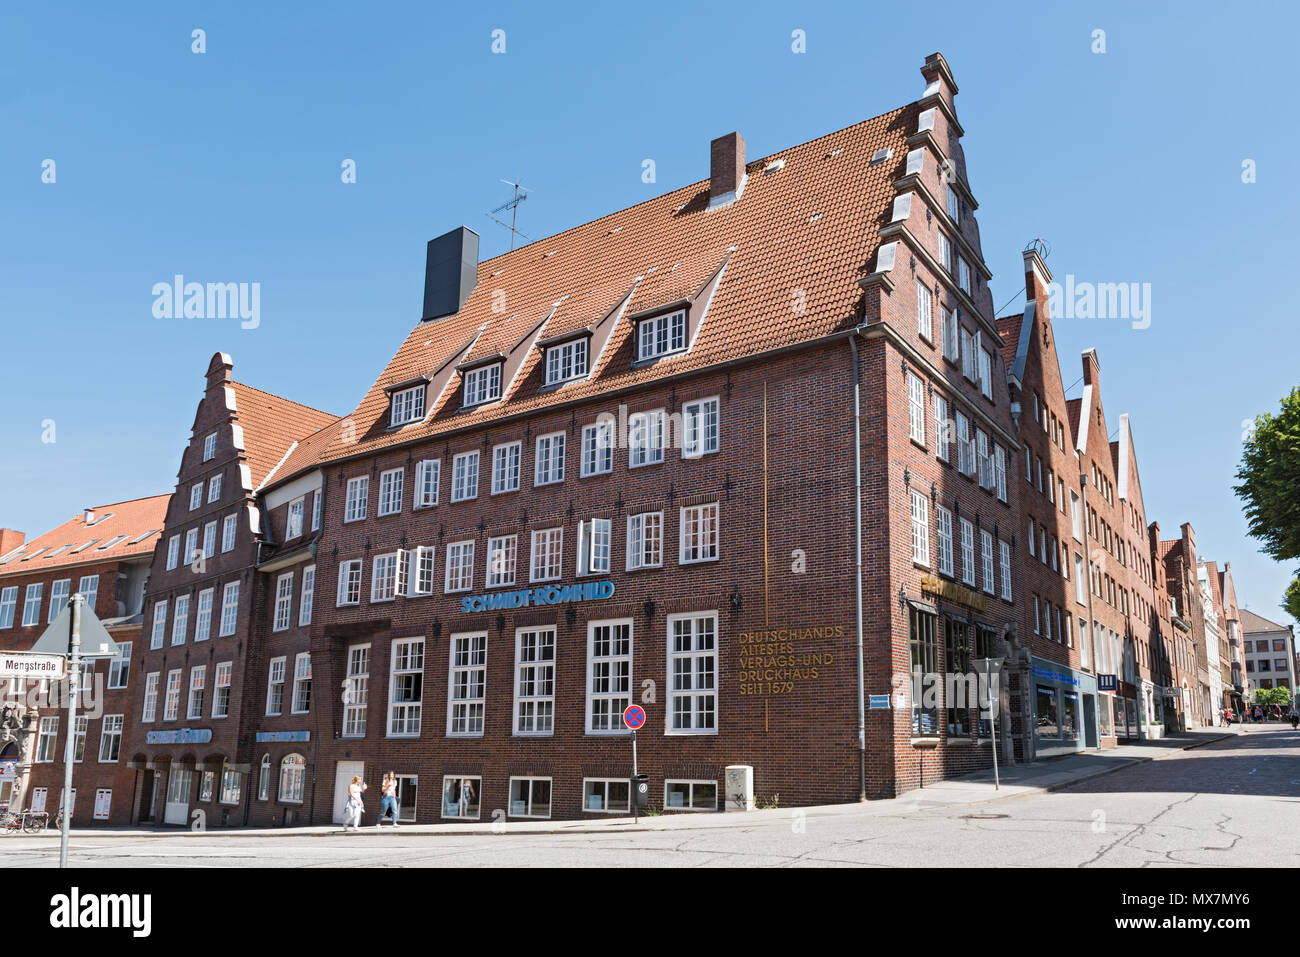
[622,704,646,730]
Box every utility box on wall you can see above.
[724,765,754,811]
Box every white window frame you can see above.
[187,665,206,720]
[336,559,362,606]
[462,364,502,407]
[682,397,720,458]
[208,473,223,503]
[221,514,237,552]
[529,527,564,582]
[513,626,556,736]
[911,491,930,567]
[628,410,666,468]
[1000,540,1013,601]
[534,432,566,486]
[377,468,404,517]
[451,451,479,502]
[344,476,369,523]
[299,566,315,626]
[218,581,239,637]
[203,432,216,461]
[636,309,687,361]
[415,458,441,508]
[679,503,719,564]
[265,657,286,716]
[581,421,615,476]
[212,661,232,719]
[171,594,189,646]
[587,619,633,733]
[486,535,517,588]
[666,612,718,735]
[545,337,588,385]
[577,518,611,576]
[491,442,521,495]
[389,384,426,426]
[907,372,926,445]
[915,280,933,342]
[370,553,398,603]
[446,633,486,737]
[342,644,369,737]
[626,511,663,570]
[980,530,995,595]
[937,506,954,577]
[959,518,976,586]
[445,540,475,593]
[273,572,294,631]
[291,653,312,714]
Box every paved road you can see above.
[5,726,1297,867]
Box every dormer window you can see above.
[544,337,588,385]
[637,309,687,362]
[463,364,502,407]
[389,384,426,427]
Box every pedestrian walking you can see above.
[343,775,366,831]
[376,772,400,829]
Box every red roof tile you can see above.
[0,493,170,575]
[229,382,337,489]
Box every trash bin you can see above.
[630,774,650,808]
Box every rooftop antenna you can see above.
[487,179,532,250]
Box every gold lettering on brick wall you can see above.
[737,625,844,696]
[919,574,988,611]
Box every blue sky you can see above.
[2,0,1296,626]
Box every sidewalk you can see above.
[23,727,1239,840]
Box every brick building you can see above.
[0,496,167,824]
[1160,524,1213,726]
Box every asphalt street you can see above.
[4,724,1296,868]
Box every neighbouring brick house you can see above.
[1214,562,1247,712]
[0,496,168,824]
[1160,524,1212,727]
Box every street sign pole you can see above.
[986,657,999,790]
[631,729,638,823]
[60,594,82,868]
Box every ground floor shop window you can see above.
[220,770,242,806]
[1036,686,1059,738]
[665,780,717,810]
[279,754,306,804]
[1125,698,1138,736]
[508,777,551,818]
[583,778,630,813]
[1113,696,1126,737]
[1062,692,1079,740]
[944,617,972,736]
[257,755,270,800]
[910,607,939,735]
[442,776,480,819]
[1099,695,1113,736]
[199,771,214,802]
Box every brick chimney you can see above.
[0,529,24,556]
[708,132,746,209]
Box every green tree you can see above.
[1235,386,1300,563]
[1285,575,1300,626]
[1253,686,1292,708]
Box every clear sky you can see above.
[2,0,1296,627]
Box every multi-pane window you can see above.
[451,452,479,501]
[447,633,486,736]
[530,528,564,582]
[910,607,939,734]
[48,579,70,622]
[273,573,294,631]
[545,338,588,384]
[588,620,632,732]
[285,497,304,539]
[577,518,611,575]
[171,595,190,646]
[946,185,960,223]
[463,364,502,406]
[98,715,123,763]
[36,717,58,762]
[344,476,369,522]
[979,348,993,400]
[189,483,203,510]
[279,754,306,804]
[915,280,933,341]
[994,445,1007,502]
[415,459,441,507]
[377,469,404,516]
[942,306,959,362]
[292,653,312,714]
[534,432,566,486]
[976,430,991,489]
[342,645,369,737]
[23,583,43,626]
[311,492,322,531]
[959,519,976,586]
[166,535,180,570]
[78,574,99,611]
[937,232,952,273]
[266,657,286,715]
[107,640,131,689]
[71,716,87,762]
[337,560,362,606]
[514,627,556,734]
[958,258,972,294]
[981,530,995,594]
[371,553,398,602]
[679,503,719,563]
[626,512,663,570]
[486,535,517,588]
[956,413,972,475]
[682,397,720,458]
[163,670,182,721]
[0,586,15,629]
[299,566,315,626]
[220,769,241,805]
[628,410,666,467]
[911,491,930,566]
[1000,540,1013,600]
[142,673,159,722]
[208,473,223,503]
[492,442,521,494]
[203,432,217,461]
[202,521,217,559]
[937,506,954,577]
[212,662,232,718]
[389,384,426,426]
[581,421,614,476]
[637,309,687,361]
[445,541,475,592]
[669,614,716,732]
[408,547,436,597]
[150,599,167,648]
[188,666,206,720]
[933,395,950,462]
[219,582,239,637]
[907,371,926,444]
[221,514,237,552]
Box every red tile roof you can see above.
[1240,608,1292,633]
[304,102,921,467]
[0,493,170,575]
[229,382,337,489]
[995,313,1022,373]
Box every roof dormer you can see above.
[456,354,505,408]
[384,377,429,428]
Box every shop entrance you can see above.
[164,769,192,825]
[1083,694,1098,748]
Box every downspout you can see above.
[849,331,867,801]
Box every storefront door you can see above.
[164,769,192,825]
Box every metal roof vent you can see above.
[764,159,785,174]
[870,148,893,165]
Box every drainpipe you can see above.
[849,332,867,801]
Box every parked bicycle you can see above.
[1,807,48,834]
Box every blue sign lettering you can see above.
[459,579,614,613]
